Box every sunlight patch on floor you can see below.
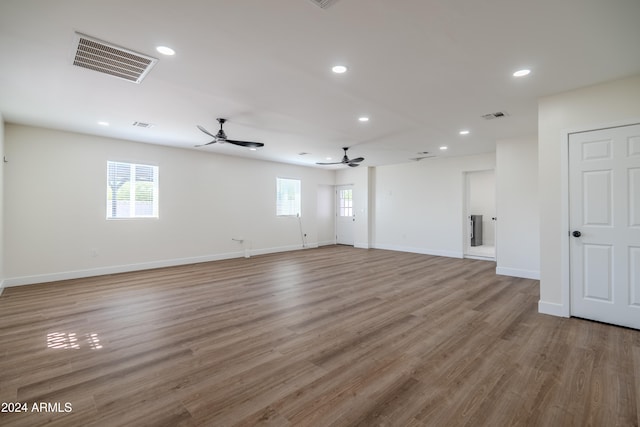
[47,332,103,350]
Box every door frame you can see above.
[558,119,640,318]
[462,169,496,260]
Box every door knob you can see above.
[572,230,581,238]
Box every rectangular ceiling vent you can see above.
[71,32,158,84]
[481,111,510,120]
[307,0,340,9]
[132,121,154,128]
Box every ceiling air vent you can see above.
[307,0,340,9]
[481,111,510,120]
[71,32,158,84]
[132,121,154,128]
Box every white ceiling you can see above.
[1,0,639,168]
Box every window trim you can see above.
[106,161,159,220]
[276,177,302,217]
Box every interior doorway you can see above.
[464,170,496,260]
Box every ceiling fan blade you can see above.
[317,145,365,166]
[198,119,266,149]
[225,139,264,148]
[194,140,217,147]
[197,125,217,139]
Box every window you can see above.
[276,177,301,216]
[338,188,353,217]
[107,161,158,219]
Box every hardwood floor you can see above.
[0,246,638,426]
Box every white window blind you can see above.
[107,161,159,219]
[276,177,301,216]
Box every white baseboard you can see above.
[373,243,463,259]
[496,267,540,280]
[538,300,569,317]
[354,242,371,249]
[3,244,318,288]
[0,279,4,296]
[249,244,313,257]
[3,251,245,287]
[317,240,336,247]
[464,255,495,261]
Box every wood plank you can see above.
[0,246,637,426]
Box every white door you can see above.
[569,123,640,329]
[336,185,354,245]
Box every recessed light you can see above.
[98,121,109,126]
[459,130,470,135]
[439,146,448,150]
[358,117,369,122]
[513,69,531,77]
[156,46,175,56]
[249,147,257,151]
[332,65,347,74]
[326,157,332,160]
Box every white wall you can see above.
[467,170,495,247]
[373,153,495,257]
[538,74,640,316]
[316,184,335,245]
[496,136,539,279]
[4,124,335,285]
[0,114,4,294]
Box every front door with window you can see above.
[569,123,640,329]
[336,185,354,245]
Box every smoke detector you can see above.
[307,0,340,9]
[71,32,158,84]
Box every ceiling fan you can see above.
[195,118,264,148]
[316,147,364,167]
